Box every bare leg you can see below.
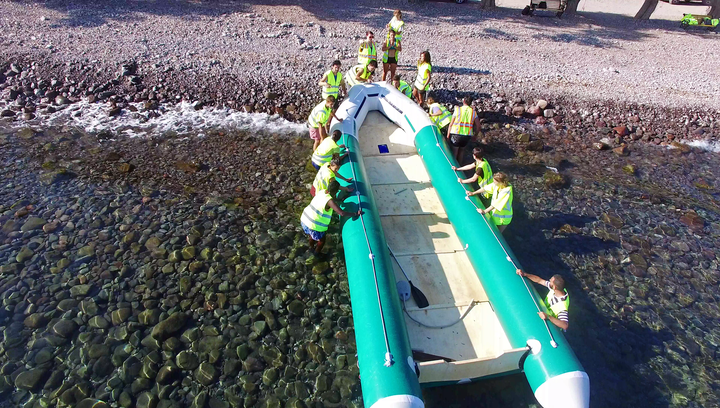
[389,63,397,81]
[308,237,316,250]
[412,87,419,103]
[382,62,390,81]
[313,139,321,151]
[315,235,327,255]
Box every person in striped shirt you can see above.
[516,269,569,331]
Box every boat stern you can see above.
[369,395,425,408]
[534,371,590,408]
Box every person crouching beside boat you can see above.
[426,94,452,136]
[308,96,343,151]
[301,180,362,256]
[453,147,493,200]
[516,269,569,331]
[346,60,378,89]
[319,60,346,101]
[311,156,353,197]
[468,172,513,233]
[392,75,412,98]
[446,96,479,161]
[312,130,347,170]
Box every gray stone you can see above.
[111,308,132,325]
[15,368,48,390]
[80,299,99,316]
[16,246,34,263]
[151,312,187,340]
[89,316,110,329]
[156,365,177,384]
[136,392,158,408]
[24,313,48,329]
[21,217,46,232]
[287,300,305,317]
[92,356,114,378]
[57,299,79,312]
[139,309,161,326]
[176,350,199,370]
[71,284,92,297]
[195,362,218,386]
[77,399,109,408]
[52,319,78,338]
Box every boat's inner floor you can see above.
[358,112,516,381]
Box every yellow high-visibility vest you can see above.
[322,70,343,99]
[449,105,476,136]
[311,136,341,167]
[308,102,331,128]
[358,41,377,65]
[482,182,513,226]
[313,163,336,192]
[414,62,432,91]
[429,103,452,128]
[300,192,333,232]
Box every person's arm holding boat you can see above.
[516,269,570,331]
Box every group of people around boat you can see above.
[300,9,569,330]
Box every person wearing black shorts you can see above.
[447,96,479,161]
[382,28,401,82]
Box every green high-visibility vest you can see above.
[308,102,331,128]
[475,158,493,189]
[449,105,475,136]
[300,192,333,233]
[389,17,404,42]
[397,81,412,98]
[483,183,513,226]
[312,137,340,167]
[414,62,432,91]
[429,103,452,129]
[313,162,336,192]
[322,70,343,99]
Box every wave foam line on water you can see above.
[686,140,720,153]
[13,100,309,138]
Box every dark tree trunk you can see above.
[565,0,581,14]
[482,0,496,9]
[635,0,659,19]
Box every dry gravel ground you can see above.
[1,0,719,114]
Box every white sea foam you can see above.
[5,100,308,138]
[686,140,720,153]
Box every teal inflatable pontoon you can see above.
[328,83,589,408]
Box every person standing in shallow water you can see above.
[300,180,362,257]
[307,96,343,152]
[468,172,513,233]
[516,269,570,331]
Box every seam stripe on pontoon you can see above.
[381,95,404,115]
[355,97,367,119]
[404,115,416,133]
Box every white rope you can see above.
[403,299,476,329]
[343,133,394,366]
[432,127,559,348]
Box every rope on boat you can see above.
[342,133,394,367]
[431,126,559,348]
[402,299,476,329]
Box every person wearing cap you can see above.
[516,269,569,331]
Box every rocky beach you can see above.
[1,1,720,408]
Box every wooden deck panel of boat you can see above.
[358,112,417,157]
[372,183,445,216]
[357,111,518,378]
[363,155,430,185]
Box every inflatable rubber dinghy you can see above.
[327,83,590,408]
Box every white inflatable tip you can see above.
[370,395,424,408]
[535,371,590,408]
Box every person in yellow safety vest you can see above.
[392,75,412,98]
[446,96,479,161]
[357,31,377,66]
[346,60,378,89]
[308,96,344,151]
[468,172,513,233]
[516,269,569,331]
[312,130,347,170]
[412,51,432,106]
[426,94,452,135]
[453,147,493,200]
[312,157,354,197]
[381,28,402,82]
[301,180,362,256]
[388,10,404,45]
[319,60,347,100]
